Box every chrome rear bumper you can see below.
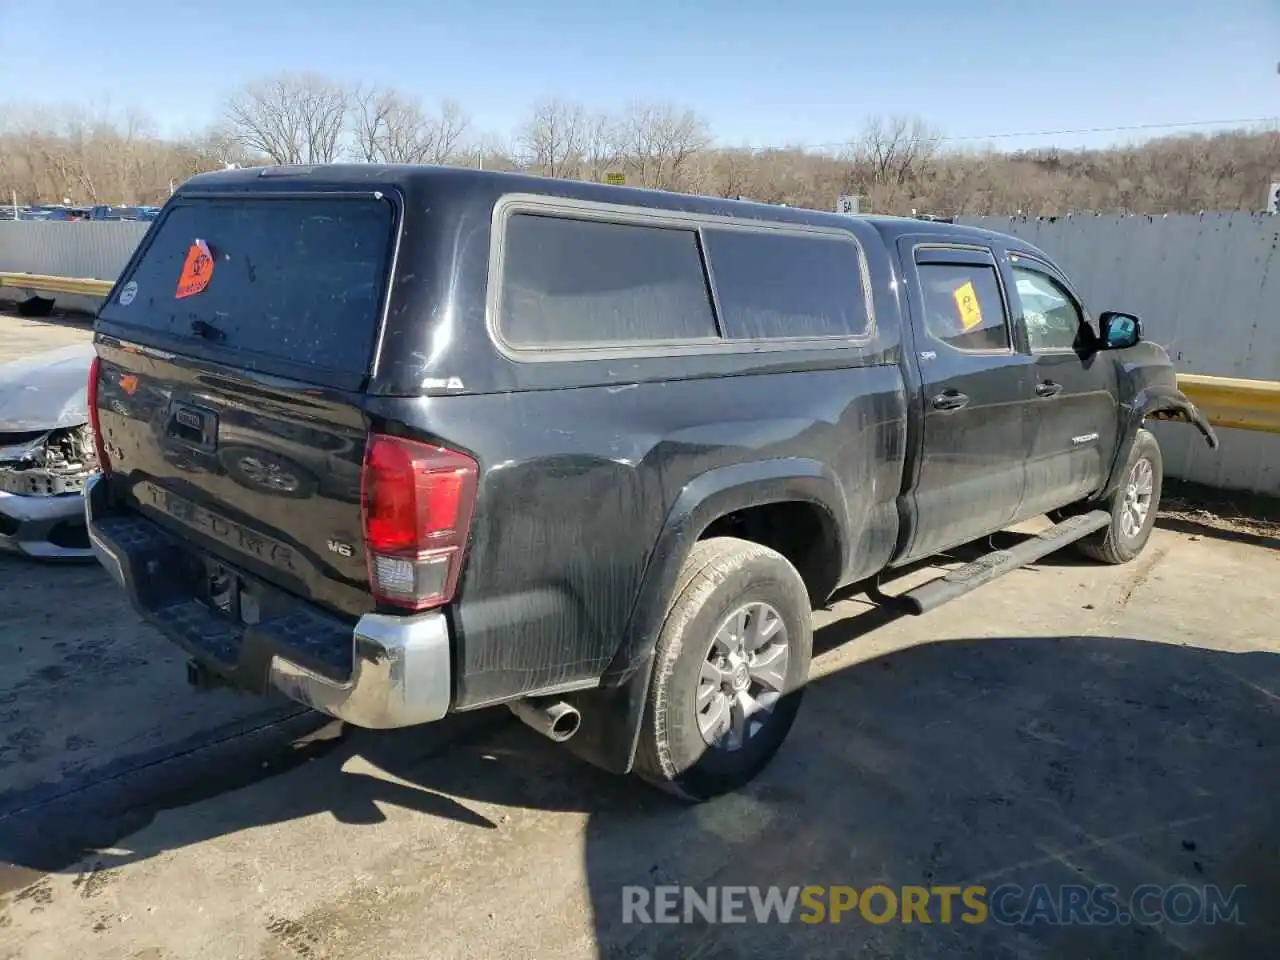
[267,611,452,729]
[84,472,452,728]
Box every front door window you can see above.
[1011,266,1085,352]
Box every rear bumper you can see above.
[84,473,452,728]
[267,613,451,729]
[0,488,93,561]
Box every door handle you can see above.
[1035,380,1063,398]
[932,390,970,411]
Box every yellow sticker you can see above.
[953,281,984,331]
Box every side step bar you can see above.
[899,510,1112,615]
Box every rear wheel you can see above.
[1075,428,1163,564]
[634,537,812,802]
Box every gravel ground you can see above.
[0,527,1275,960]
[0,311,95,362]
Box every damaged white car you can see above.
[0,343,98,560]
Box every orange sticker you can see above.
[176,239,215,299]
[119,374,139,396]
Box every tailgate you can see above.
[92,193,397,618]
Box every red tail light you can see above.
[361,434,478,611]
[86,355,111,474]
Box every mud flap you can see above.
[560,657,654,775]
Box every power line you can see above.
[735,116,1280,154]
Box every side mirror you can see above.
[1099,311,1142,349]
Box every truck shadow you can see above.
[575,635,1280,960]
[0,303,95,330]
[5,613,1277,957]
[1155,514,1279,551]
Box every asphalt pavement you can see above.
[1,523,1276,959]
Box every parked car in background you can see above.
[17,205,89,221]
[88,205,162,221]
[0,344,98,560]
[89,205,131,221]
[85,165,1218,801]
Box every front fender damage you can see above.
[1142,387,1220,449]
[0,424,98,496]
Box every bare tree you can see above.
[3,87,1278,217]
[841,115,942,212]
[475,134,521,172]
[224,73,350,164]
[191,126,256,168]
[517,98,587,178]
[425,99,470,164]
[706,147,752,198]
[351,87,470,164]
[350,87,396,163]
[621,101,711,191]
[579,111,624,182]
[0,103,261,204]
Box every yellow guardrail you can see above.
[0,271,115,297]
[1176,374,1280,435]
[3,271,1278,435]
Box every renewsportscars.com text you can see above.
[621,883,1246,926]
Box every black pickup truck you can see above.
[84,166,1217,801]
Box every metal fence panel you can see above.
[961,213,1280,496]
[0,221,149,279]
[0,221,150,314]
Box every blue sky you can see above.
[0,0,1276,151]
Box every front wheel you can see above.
[633,536,812,802]
[1075,428,1164,564]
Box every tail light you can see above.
[361,434,478,611]
[86,355,111,474]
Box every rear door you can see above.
[1001,251,1119,519]
[896,240,1034,563]
[93,192,399,618]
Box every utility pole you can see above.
[1270,63,1279,212]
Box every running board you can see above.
[899,510,1112,615]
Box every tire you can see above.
[17,295,55,317]
[1075,428,1163,564]
[634,536,813,802]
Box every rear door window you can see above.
[916,262,1011,353]
[497,213,718,348]
[98,196,396,387]
[702,229,871,339]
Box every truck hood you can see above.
[0,342,96,432]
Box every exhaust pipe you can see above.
[508,697,582,743]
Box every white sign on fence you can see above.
[835,195,860,215]
[1268,182,1279,214]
